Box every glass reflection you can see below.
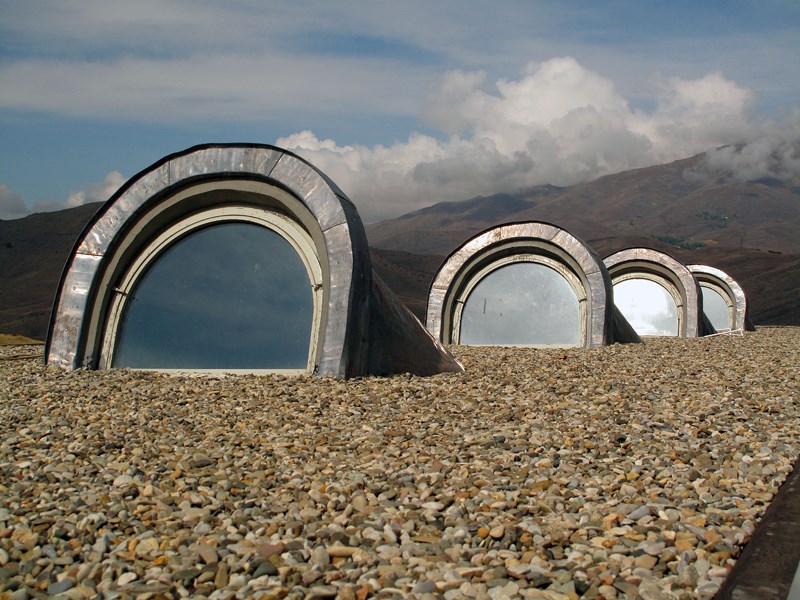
[113,222,313,369]
[460,262,580,346]
[701,287,731,330]
[613,278,679,336]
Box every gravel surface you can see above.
[1,327,798,600]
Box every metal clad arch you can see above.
[604,248,702,337]
[45,144,371,376]
[688,264,752,332]
[426,222,616,348]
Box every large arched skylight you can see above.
[46,144,463,377]
[110,221,316,371]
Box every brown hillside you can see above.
[0,203,101,339]
[367,153,799,257]
[366,188,560,256]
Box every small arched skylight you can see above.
[426,222,639,348]
[688,264,753,332]
[698,285,731,332]
[604,248,702,338]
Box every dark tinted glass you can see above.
[613,278,679,336]
[701,286,731,330]
[113,222,313,369]
[460,262,580,346]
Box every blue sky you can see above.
[1,0,798,221]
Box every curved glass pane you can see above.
[459,262,580,346]
[613,278,679,336]
[701,286,731,330]
[113,222,313,369]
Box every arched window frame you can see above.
[99,205,323,373]
[450,252,587,346]
[612,271,684,337]
[71,177,332,375]
[604,248,701,338]
[46,144,465,378]
[427,222,614,348]
[688,264,749,332]
[697,281,735,331]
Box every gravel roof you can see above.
[1,328,798,599]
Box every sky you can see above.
[1,0,799,222]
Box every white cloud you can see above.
[0,185,29,220]
[280,58,795,221]
[629,72,760,163]
[6,172,127,219]
[63,171,126,208]
[3,1,797,129]
[6,55,795,224]
[701,110,800,182]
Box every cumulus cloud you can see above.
[0,185,29,221]
[280,57,794,221]
[63,171,126,209]
[5,56,796,223]
[2,172,126,220]
[629,72,760,163]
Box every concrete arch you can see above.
[688,264,754,332]
[426,222,638,348]
[604,248,702,337]
[46,144,461,377]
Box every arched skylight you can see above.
[613,278,679,336]
[459,262,581,346]
[46,144,463,377]
[689,264,752,333]
[604,248,701,338]
[427,222,640,348]
[699,285,732,331]
[112,222,314,370]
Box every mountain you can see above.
[0,203,101,340]
[366,151,799,326]
[1,149,798,339]
[367,153,800,256]
[367,187,562,257]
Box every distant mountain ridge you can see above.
[0,203,101,339]
[367,153,800,256]
[1,149,798,339]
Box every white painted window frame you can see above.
[450,253,588,347]
[612,272,684,336]
[99,205,323,374]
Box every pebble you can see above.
[311,545,330,568]
[0,328,798,599]
[117,572,137,586]
[628,505,651,520]
[46,579,74,595]
[196,541,219,564]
